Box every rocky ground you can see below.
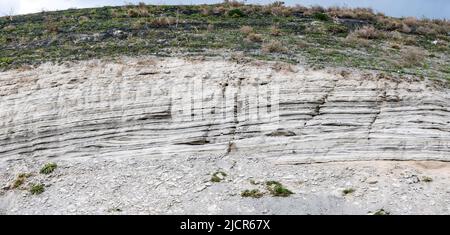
[1,155,449,215]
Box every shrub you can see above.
[207,24,214,32]
[327,23,348,34]
[270,25,281,36]
[391,43,401,49]
[228,8,245,17]
[400,23,412,33]
[213,6,227,15]
[313,12,330,21]
[416,26,437,36]
[349,25,383,39]
[223,0,244,8]
[245,33,263,42]
[270,6,292,17]
[387,31,404,41]
[343,35,370,47]
[327,6,375,20]
[0,57,13,65]
[377,17,402,31]
[262,40,286,53]
[127,3,149,18]
[400,47,425,67]
[150,17,176,27]
[240,25,253,35]
[45,19,59,33]
[78,16,90,24]
[127,8,140,17]
[403,17,419,27]
[313,12,331,21]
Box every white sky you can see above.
[0,0,448,19]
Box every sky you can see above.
[0,0,449,19]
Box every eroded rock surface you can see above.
[0,57,449,163]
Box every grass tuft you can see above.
[40,163,57,175]
[241,189,264,198]
[370,209,390,215]
[421,176,433,183]
[29,183,45,195]
[262,40,286,53]
[266,181,293,197]
[211,171,227,183]
[342,188,356,195]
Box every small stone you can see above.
[366,177,378,184]
[196,185,207,192]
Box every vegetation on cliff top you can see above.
[0,1,449,80]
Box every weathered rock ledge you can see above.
[0,57,448,163]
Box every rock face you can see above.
[0,57,449,163]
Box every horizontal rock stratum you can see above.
[0,57,449,163]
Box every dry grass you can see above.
[270,25,282,36]
[349,25,383,40]
[390,43,401,50]
[400,23,412,33]
[127,2,149,17]
[327,7,375,20]
[416,26,437,36]
[150,17,176,27]
[245,33,263,43]
[207,24,214,32]
[240,25,254,35]
[400,47,425,67]
[376,17,402,31]
[223,0,245,8]
[260,1,292,16]
[344,35,370,47]
[403,17,419,27]
[78,16,90,24]
[44,17,59,34]
[296,40,310,49]
[262,40,286,53]
[377,14,450,36]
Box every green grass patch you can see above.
[421,176,433,183]
[370,209,390,215]
[266,181,294,197]
[40,163,57,174]
[241,189,264,198]
[29,183,45,195]
[211,171,227,183]
[342,188,356,195]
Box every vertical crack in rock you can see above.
[305,78,337,126]
[225,77,242,155]
[368,88,387,140]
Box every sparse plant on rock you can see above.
[40,163,57,174]
[30,183,45,195]
[266,181,293,197]
[211,171,227,182]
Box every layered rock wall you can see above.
[0,58,449,163]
